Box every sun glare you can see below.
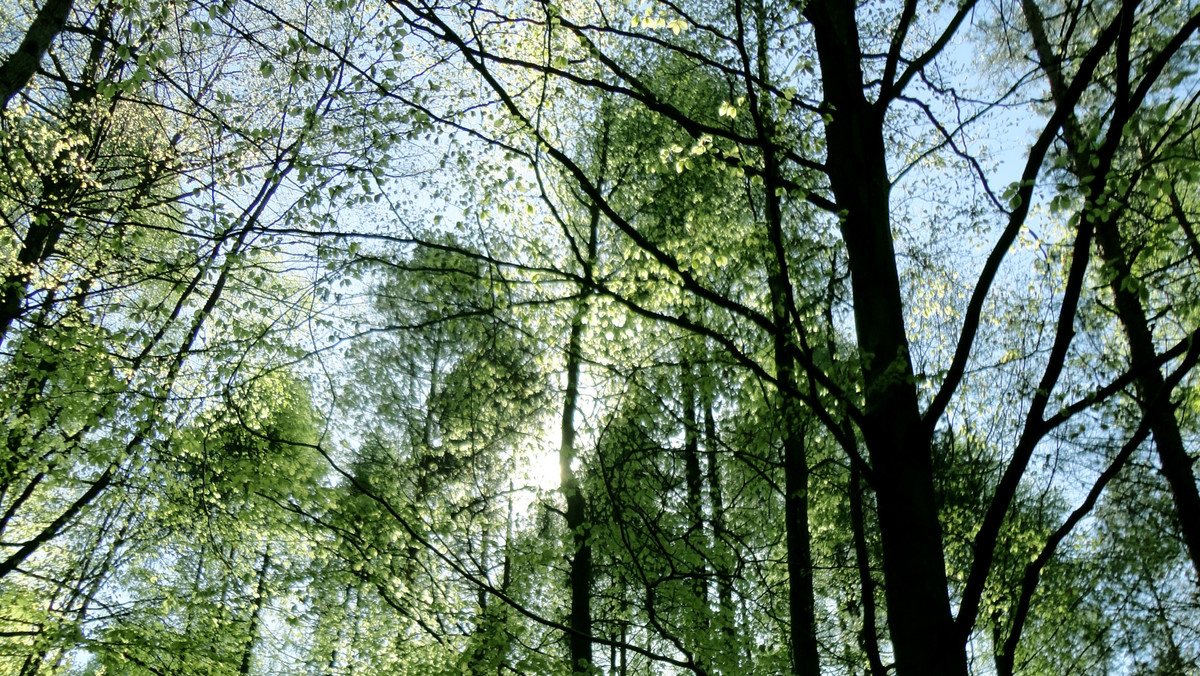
[527,443,561,491]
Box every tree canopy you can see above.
[1,0,1199,674]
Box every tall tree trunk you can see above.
[776,345,819,676]
[556,117,607,676]
[700,363,734,643]
[558,188,604,674]
[802,1,963,673]
[619,621,628,676]
[239,546,271,676]
[560,307,591,675]
[740,0,821,669]
[681,357,707,608]
[1092,200,1200,574]
[849,465,886,676]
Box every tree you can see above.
[372,0,1200,673]
[3,0,1200,673]
[0,0,379,669]
[1019,0,1200,575]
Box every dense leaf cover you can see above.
[0,0,1198,674]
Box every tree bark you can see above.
[740,0,821,668]
[802,1,964,673]
[558,185,603,674]
[0,0,114,349]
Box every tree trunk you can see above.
[239,546,271,676]
[776,345,819,676]
[803,1,964,673]
[701,363,735,643]
[849,465,886,676]
[1093,207,1200,575]
[0,0,113,349]
[681,357,708,608]
[744,0,822,668]
[560,309,592,675]
[557,130,606,676]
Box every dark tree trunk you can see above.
[745,0,821,665]
[0,0,115,350]
[803,1,964,673]
[779,353,819,676]
[849,465,886,676]
[239,547,271,676]
[560,311,592,675]
[1093,210,1200,575]
[558,188,602,674]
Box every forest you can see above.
[0,0,1198,673]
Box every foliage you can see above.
[2,0,1200,674]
